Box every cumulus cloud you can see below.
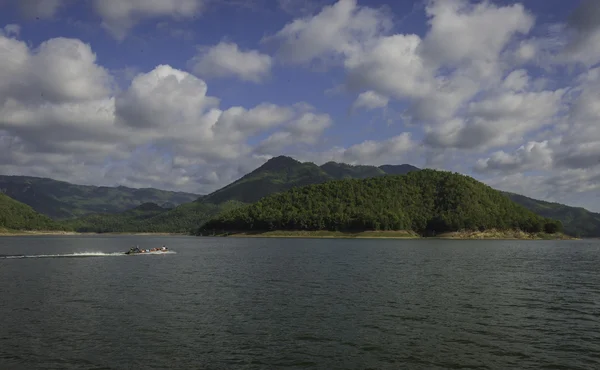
[473,141,553,173]
[189,42,272,82]
[255,112,332,154]
[297,132,417,167]
[263,0,600,210]
[92,0,205,40]
[3,0,600,211]
[352,90,389,111]
[265,0,392,65]
[2,24,21,37]
[0,33,332,193]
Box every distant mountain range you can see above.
[0,175,200,219]
[1,156,599,237]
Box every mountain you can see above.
[199,169,563,237]
[64,200,247,234]
[201,156,421,204]
[0,193,63,232]
[201,156,333,204]
[0,175,201,219]
[62,202,170,233]
[502,192,600,238]
[23,154,599,238]
[63,156,424,233]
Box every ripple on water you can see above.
[1,237,600,369]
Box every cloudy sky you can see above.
[0,0,599,211]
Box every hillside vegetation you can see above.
[0,193,64,232]
[0,175,200,219]
[199,169,563,236]
[503,192,600,238]
[63,200,246,233]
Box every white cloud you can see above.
[2,24,21,37]
[423,71,566,150]
[352,90,388,110]
[92,0,205,40]
[0,33,332,193]
[474,141,553,173]
[418,0,534,73]
[265,0,392,65]
[299,132,417,166]
[189,42,272,82]
[3,0,600,212]
[255,112,332,154]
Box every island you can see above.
[197,169,570,240]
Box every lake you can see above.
[1,236,599,369]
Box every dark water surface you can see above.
[1,236,599,369]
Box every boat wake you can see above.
[0,251,178,259]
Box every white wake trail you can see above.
[1,251,177,259]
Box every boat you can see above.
[125,245,170,255]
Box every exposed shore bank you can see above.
[200,229,576,240]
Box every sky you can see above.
[0,0,599,211]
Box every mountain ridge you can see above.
[0,175,201,219]
[3,155,600,237]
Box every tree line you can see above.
[198,169,563,235]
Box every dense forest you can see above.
[0,193,64,231]
[199,170,563,236]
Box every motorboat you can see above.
[125,245,170,255]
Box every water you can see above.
[1,236,599,370]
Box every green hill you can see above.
[198,169,563,237]
[502,192,600,238]
[63,200,247,234]
[0,193,64,232]
[0,175,201,219]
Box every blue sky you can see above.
[1,0,600,211]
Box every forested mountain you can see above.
[503,192,600,238]
[64,199,247,233]
[201,156,332,204]
[5,155,600,238]
[0,193,64,231]
[0,175,201,219]
[201,156,421,204]
[199,169,563,236]
[61,156,425,233]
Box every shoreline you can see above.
[0,229,577,240]
[199,229,577,240]
[0,229,188,237]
